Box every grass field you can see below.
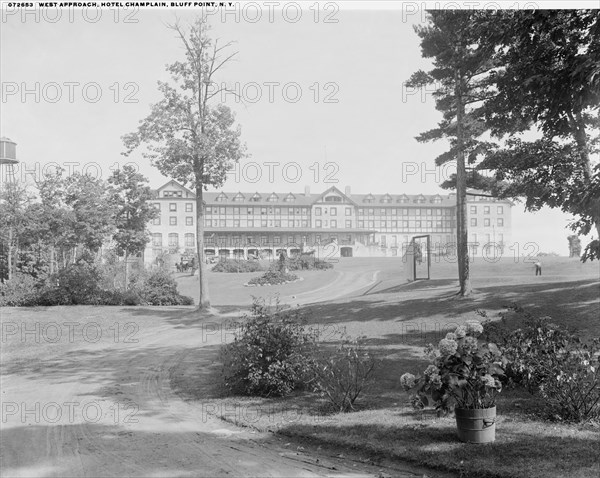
[171,255,600,478]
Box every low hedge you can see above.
[212,259,264,273]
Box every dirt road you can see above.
[1,263,448,478]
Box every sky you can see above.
[1,1,598,256]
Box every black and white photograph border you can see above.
[1,2,599,478]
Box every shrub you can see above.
[0,273,40,306]
[139,269,193,306]
[401,319,507,415]
[220,298,318,397]
[491,309,600,422]
[285,255,333,271]
[54,260,104,305]
[247,269,298,286]
[311,336,376,412]
[212,259,264,273]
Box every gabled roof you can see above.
[153,180,195,198]
[313,186,356,205]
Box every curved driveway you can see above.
[1,258,450,477]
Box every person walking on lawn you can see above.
[534,259,542,276]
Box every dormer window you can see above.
[250,193,262,202]
[284,193,296,202]
[363,194,375,204]
[267,193,279,202]
[381,194,392,204]
[233,192,245,202]
[431,195,442,204]
[414,195,426,204]
[215,192,228,202]
[325,195,342,202]
[397,195,409,203]
[163,190,182,198]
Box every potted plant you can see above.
[400,319,507,443]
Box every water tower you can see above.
[0,137,18,189]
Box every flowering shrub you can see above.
[219,298,318,397]
[489,311,600,422]
[400,320,506,414]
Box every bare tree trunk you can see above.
[7,227,13,281]
[454,63,472,297]
[195,185,210,310]
[124,251,129,292]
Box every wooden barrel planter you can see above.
[455,406,496,444]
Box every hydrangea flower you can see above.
[430,374,443,389]
[454,325,467,339]
[424,343,438,360]
[460,336,479,354]
[465,320,484,335]
[424,365,439,377]
[438,338,458,356]
[445,332,457,340]
[400,373,416,389]
[481,374,495,387]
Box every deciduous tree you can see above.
[473,10,600,261]
[108,165,158,290]
[122,17,246,310]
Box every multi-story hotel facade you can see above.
[145,180,512,263]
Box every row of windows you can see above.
[153,217,195,226]
[471,218,504,227]
[214,193,299,203]
[152,217,457,230]
[206,206,311,215]
[315,220,344,228]
[358,220,454,229]
[207,219,311,228]
[155,203,505,217]
[361,196,443,204]
[314,207,350,216]
[154,202,504,216]
[357,208,452,216]
[154,203,194,212]
[152,232,195,247]
[471,205,504,215]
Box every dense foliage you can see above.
[219,299,318,397]
[0,259,192,307]
[409,10,600,262]
[483,308,600,422]
[211,259,264,273]
[285,255,334,271]
[219,299,376,412]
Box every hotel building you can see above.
[145,180,512,262]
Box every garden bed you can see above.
[245,270,301,287]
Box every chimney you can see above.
[304,185,310,196]
[345,186,351,197]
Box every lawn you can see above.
[170,256,600,478]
